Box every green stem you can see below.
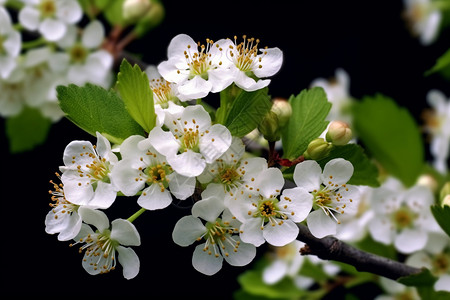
[21,37,47,50]
[127,208,147,223]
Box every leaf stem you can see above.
[127,208,147,223]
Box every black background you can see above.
[2,0,449,298]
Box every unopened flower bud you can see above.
[258,111,280,142]
[326,121,352,146]
[440,182,450,207]
[123,0,152,22]
[304,138,333,160]
[417,174,438,192]
[133,0,165,37]
[271,98,292,128]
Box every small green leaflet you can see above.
[425,48,450,79]
[116,59,156,133]
[317,144,380,187]
[281,87,331,160]
[57,83,145,144]
[398,268,450,299]
[430,205,450,238]
[352,94,424,187]
[5,107,52,153]
[223,87,272,137]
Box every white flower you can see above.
[229,167,311,247]
[55,20,113,88]
[72,207,141,279]
[375,277,420,300]
[172,209,256,276]
[193,137,268,220]
[310,68,352,123]
[226,35,283,92]
[148,105,232,177]
[45,176,82,241]
[145,65,184,126]
[0,7,21,79]
[157,34,235,101]
[403,0,441,45]
[0,64,27,117]
[111,135,196,210]
[19,0,82,42]
[292,159,360,239]
[60,132,118,209]
[423,90,450,174]
[368,177,441,254]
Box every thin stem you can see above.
[21,37,47,50]
[127,208,147,223]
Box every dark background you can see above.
[2,0,449,298]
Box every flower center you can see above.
[48,177,79,218]
[229,35,265,73]
[144,163,172,192]
[432,253,450,275]
[39,0,57,18]
[0,35,5,55]
[219,166,241,186]
[69,44,89,64]
[183,39,215,79]
[252,198,288,228]
[202,219,240,258]
[84,156,110,182]
[392,206,416,230]
[181,128,200,152]
[150,77,175,107]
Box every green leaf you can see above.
[116,59,156,133]
[103,0,126,26]
[5,107,52,153]
[354,234,397,260]
[398,268,450,299]
[281,87,331,160]
[223,87,272,137]
[57,83,145,144]
[317,144,380,187]
[352,94,424,187]
[431,205,450,237]
[425,48,450,77]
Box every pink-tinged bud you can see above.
[123,0,152,22]
[326,121,352,146]
[304,138,333,160]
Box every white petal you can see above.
[111,219,141,246]
[223,237,256,267]
[208,67,235,93]
[18,6,39,30]
[253,47,283,78]
[137,184,172,210]
[96,132,114,159]
[167,34,197,61]
[78,207,109,232]
[394,228,427,254]
[56,0,82,23]
[177,76,212,101]
[63,140,95,166]
[88,181,117,209]
[82,20,104,49]
[263,260,288,284]
[263,220,299,247]
[167,150,206,177]
[192,187,225,223]
[241,157,268,182]
[192,243,223,275]
[172,215,206,247]
[279,187,313,222]
[199,124,232,163]
[181,105,211,133]
[254,168,284,199]
[434,274,450,292]
[307,210,337,238]
[368,217,394,245]
[234,69,270,92]
[148,126,179,157]
[293,160,322,192]
[157,60,189,84]
[227,191,257,223]
[240,218,265,247]
[322,158,353,186]
[4,30,21,57]
[110,159,145,196]
[167,172,196,200]
[60,172,94,205]
[116,246,140,279]
[420,10,441,46]
[39,18,66,41]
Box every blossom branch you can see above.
[296,224,421,281]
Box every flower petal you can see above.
[223,237,256,267]
[192,185,225,222]
[192,243,223,275]
[279,187,313,223]
[181,105,211,133]
[240,218,265,247]
[116,245,140,279]
[177,76,212,101]
[172,215,206,247]
[167,150,206,177]
[18,6,40,30]
[111,219,141,246]
[293,160,322,192]
[56,0,83,24]
[87,181,117,209]
[263,259,288,284]
[78,207,109,232]
[137,184,172,210]
[39,18,66,41]
[111,159,145,196]
[81,20,104,49]
[147,126,180,157]
[394,228,427,254]
[322,158,353,186]
[263,219,299,247]
[199,124,232,163]
[307,209,337,238]
[168,172,196,200]
[254,168,284,199]
[253,47,283,78]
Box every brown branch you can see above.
[296,224,421,281]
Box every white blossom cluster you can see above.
[44,33,367,279]
[0,1,113,121]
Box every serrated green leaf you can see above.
[425,48,450,76]
[5,107,51,153]
[116,59,156,133]
[352,95,424,187]
[224,87,272,137]
[317,144,380,187]
[57,83,145,144]
[281,87,331,160]
[431,205,450,237]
